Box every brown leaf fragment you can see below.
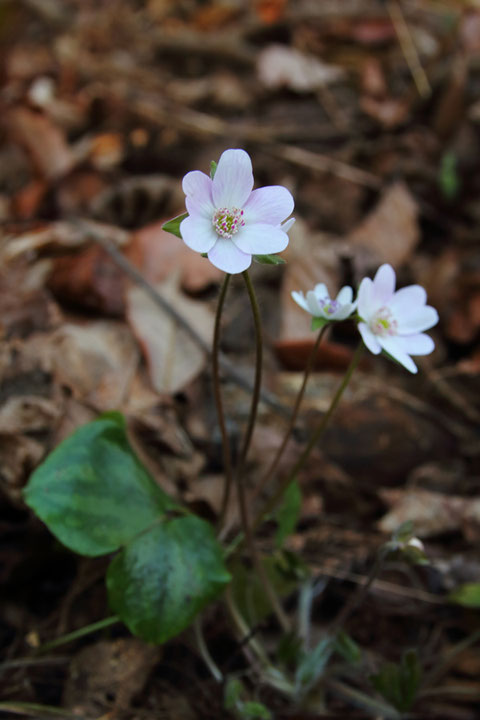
[51,321,139,410]
[126,278,214,395]
[127,221,222,293]
[0,395,60,434]
[7,107,75,180]
[257,44,345,93]
[379,488,480,540]
[63,638,160,717]
[360,95,411,129]
[347,181,419,267]
[48,245,127,316]
[0,433,45,505]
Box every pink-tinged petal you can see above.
[281,217,295,233]
[397,333,435,356]
[372,264,396,305]
[212,149,253,208]
[313,283,329,300]
[379,336,418,373]
[291,291,309,312]
[243,186,294,225]
[180,215,217,253]
[358,322,381,354]
[232,223,288,255]
[182,171,214,218]
[306,290,323,316]
[207,237,251,274]
[357,277,376,319]
[336,286,354,305]
[396,305,439,334]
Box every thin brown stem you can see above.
[252,325,328,504]
[214,274,233,533]
[235,270,291,632]
[253,342,364,533]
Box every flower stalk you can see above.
[253,342,364,532]
[252,325,328,503]
[214,273,233,533]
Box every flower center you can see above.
[319,298,340,315]
[369,306,398,336]
[212,207,245,239]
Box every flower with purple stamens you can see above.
[179,149,294,274]
[357,264,438,373]
[292,283,356,327]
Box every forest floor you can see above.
[1,1,480,718]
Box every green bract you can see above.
[24,413,230,643]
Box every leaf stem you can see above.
[214,274,233,533]
[252,325,328,503]
[253,342,364,532]
[35,615,120,655]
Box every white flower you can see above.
[357,264,438,373]
[179,149,294,274]
[292,283,356,324]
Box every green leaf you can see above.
[439,151,460,201]
[242,702,272,719]
[253,254,286,266]
[224,678,272,720]
[334,630,362,664]
[162,212,188,239]
[371,650,421,712]
[274,480,302,549]
[106,515,230,643]
[295,637,334,696]
[449,583,480,608]
[311,316,328,331]
[210,160,217,179]
[23,413,174,557]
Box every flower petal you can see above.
[232,223,289,255]
[243,186,294,225]
[212,149,253,208]
[313,283,329,300]
[358,322,381,354]
[336,286,354,305]
[207,236,251,274]
[396,305,439,334]
[372,264,396,305]
[281,217,295,233]
[396,333,435,356]
[379,336,418,373]
[357,277,376,319]
[291,291,309,312]
[306,290,323,316]
[182,171,214,218]
[180,215,217,253]
[389,285,426,316]
[332,303,355,320]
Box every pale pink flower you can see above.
[292,283,356,324]
[180,149,294,274]
[357,264,438,373]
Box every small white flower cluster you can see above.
[292,264,438,374]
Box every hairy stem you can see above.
[214,274,233,533]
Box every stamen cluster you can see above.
[212,207,245,239]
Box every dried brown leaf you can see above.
[126,278,214,395]
[347,181,419,267]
